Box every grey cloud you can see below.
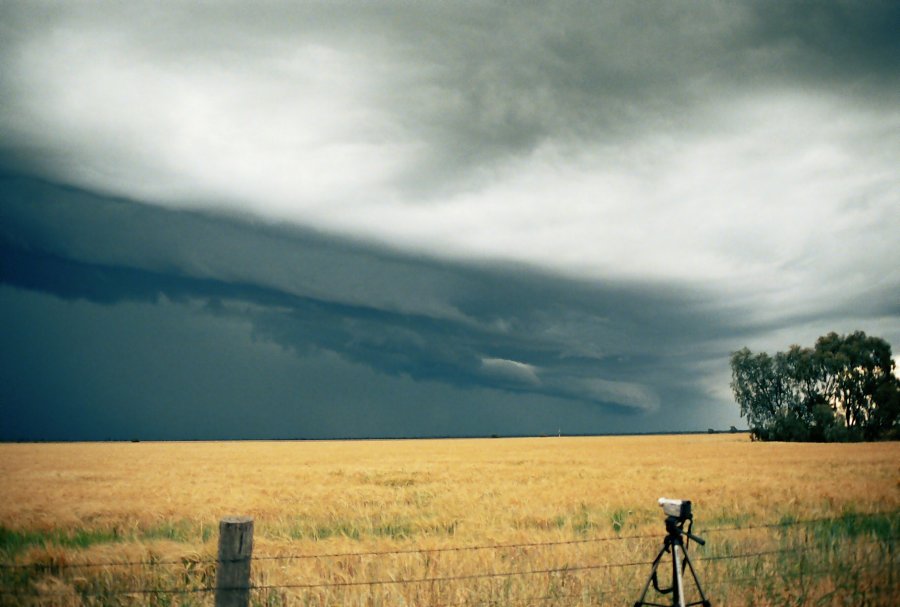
[1,1,896,308]
[3,2,897,195]
[354,1,900,193]
[0,174,470,322]
[743,1,900,87]
[4,283,634,441]
[1,174,744,425]
[2,173,896,439]
[1,1,897,439]
[568,378,661,414]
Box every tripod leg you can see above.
[680,549,711,607]
[634,545,669,607]
[673,544,686,607]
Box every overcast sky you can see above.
[1,1,898,440]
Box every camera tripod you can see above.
[633,514,711,607]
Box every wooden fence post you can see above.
[216,516,254,607]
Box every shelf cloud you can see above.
[1,2,897,439]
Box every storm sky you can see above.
[1,2,898,440]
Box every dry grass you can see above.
[0,434,897,605]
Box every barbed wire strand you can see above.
[251,531,659,563]
[249,558,656,591]
[1,511,894,572]
[1,538,893,599]
[250,538,895,592]
[425,562,894,607]
[699,511,900,536]
[246,513,895,564]
[251,511,898,564]
[0,531,660,571]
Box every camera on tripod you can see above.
[659,497,691,520]
[634,498,711,606]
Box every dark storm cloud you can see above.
[744,1,900,83]
[4,282,617,441]
[0,2,897,440]
[0,173,751,438]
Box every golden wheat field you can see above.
[1,434,898,606]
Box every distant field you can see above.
[1,435,897,605]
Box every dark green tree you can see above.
[730,331,899,442]
[730,348,804,440]
[870,379,900,439]
[814,331,897,436]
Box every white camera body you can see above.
[658,497,691,519]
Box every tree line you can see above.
[730,331,899,442]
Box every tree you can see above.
[730,332,899,442]
[780,345,823,423]
[870,379,900,439]
[730,348,803,440]
[730,348,774,437]
[814,331,897,436]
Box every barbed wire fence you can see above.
[1,512,896,606]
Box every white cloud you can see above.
[480,358,541,386]
[1,4,897,335]
[2,26,416,211]
[574,378,661,414]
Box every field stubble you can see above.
[0,434,897,606]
